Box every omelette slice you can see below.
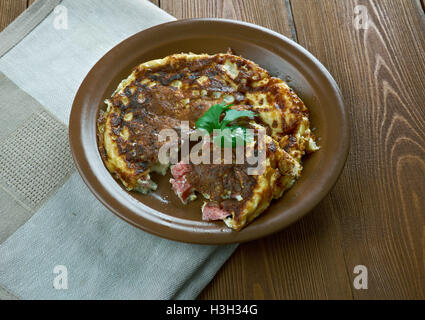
[98,52,318,230]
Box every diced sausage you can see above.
[170,162,192,180]
[170,177,194,204]
[202,202,231,221]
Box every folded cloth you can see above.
[0,0,237,300]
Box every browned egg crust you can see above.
[98,53,318,230]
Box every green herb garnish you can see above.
[195,103,256,147]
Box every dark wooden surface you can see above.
[1,0,424,300]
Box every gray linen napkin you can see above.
[0,0,237,300]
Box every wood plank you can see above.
[0,0,26,32]
[291,0,425,299]
[160,0,296,40]
[158,0,353,300]
[149,0,160,7]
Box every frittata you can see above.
[97,52,318,230]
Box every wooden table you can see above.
[1,0,424,300]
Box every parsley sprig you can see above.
[195,103,256,147]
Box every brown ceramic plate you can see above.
[69,19,349,244]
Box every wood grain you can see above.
[160,0,296,40]
[291,0,425,299]
[0,0,26,32]
[0,0,424,299]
